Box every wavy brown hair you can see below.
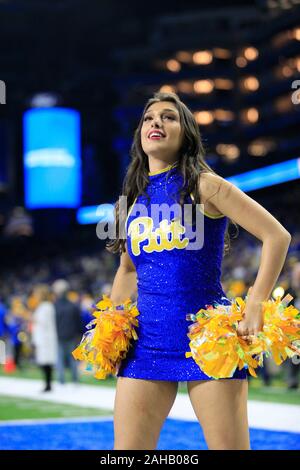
[106,91,238,256]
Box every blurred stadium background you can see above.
[0,0,300,450]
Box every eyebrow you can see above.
[144,108,179,115]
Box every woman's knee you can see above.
[206,434,251,450]
[113,378,178,449]
[113,432,158,450]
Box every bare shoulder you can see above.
[198,172,229,205]
[197,170,291,241]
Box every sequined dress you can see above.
[117,162,247,381]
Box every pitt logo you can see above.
[128,216,189,256]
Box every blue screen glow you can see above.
[23,107,81,209]
[77,204,115,225]
[227,158,300,191]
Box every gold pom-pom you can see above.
[72,294,140,379]
[185,293,300,379]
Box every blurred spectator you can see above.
[3,207,33,238]
[0,299,6,339]
[6,312,23,369]
[6,296,30,370]
[0,298,7,366]
[80,293,94,330]
[31,284,58,392]
[53,279,82,384]
[101,282,112,296]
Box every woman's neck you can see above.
[148,158,179,175]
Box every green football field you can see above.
[0,395,112,421]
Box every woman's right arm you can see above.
[110,242,137,304]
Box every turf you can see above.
[0,395,112,421]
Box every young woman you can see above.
[106,92,291,450]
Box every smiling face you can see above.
[141,101,184,163]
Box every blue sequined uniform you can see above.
[117,162,247,381]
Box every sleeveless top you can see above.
[125,161,231,323]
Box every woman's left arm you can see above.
[200,173,292,338]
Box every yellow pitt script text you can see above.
[128,216,189,256]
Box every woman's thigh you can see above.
[187,378,250,450]
[114,377,178,450]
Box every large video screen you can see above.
[23,107,81,209]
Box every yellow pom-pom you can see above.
[186,293,300,379]
[72,295,140,379]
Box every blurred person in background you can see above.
[0,298,7,366]
[7,312,23,369]
[101,282,112,297]
[31,284,58,392]
[80,292,94,330]
[6,296,31,370]
[52,279,82,384]
[0,297,7,340]
[3,206,33,238]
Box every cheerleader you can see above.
[105,92,291,450]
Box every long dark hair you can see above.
[106,91,238,256]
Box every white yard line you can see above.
[0,377,300,433]
[0,416,114,426]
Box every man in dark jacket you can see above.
[52,280,82,384]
